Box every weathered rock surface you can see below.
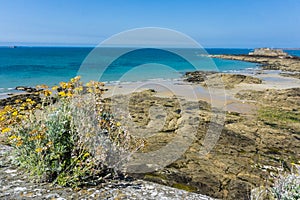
[280,72,300,79]
[2,86,299,199]
[0,93,41,107]
[0,144,215,200]
[184,71,217,83]
[184,71,262,89]
[235,87,300,109]
[210,54,300,72]
[109,89,300,199]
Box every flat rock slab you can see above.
[0,144,215,200]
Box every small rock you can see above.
[13,186,27,192]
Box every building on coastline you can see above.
[249,48,288,57]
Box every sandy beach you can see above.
[103,70,300,114]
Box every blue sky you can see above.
[0,0,299,48]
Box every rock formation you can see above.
[210,54,300,72]
[105,88,300,199]
[249,48,289,58]
[184,71,262,89]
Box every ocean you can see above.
[0,47,299,94]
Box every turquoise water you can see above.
[0,47,273,93]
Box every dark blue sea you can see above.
[0,47,298,94]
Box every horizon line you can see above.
[1,45,300,50]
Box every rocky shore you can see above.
[1,49,299,199]
[184,72,262,89]
[210,54,300,72]
[124,87,299,199]
[1,82,299,199]
[0,88,216,200]
[0,143,214,200]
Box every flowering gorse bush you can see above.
[0,76,143,187]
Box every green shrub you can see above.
[0,77,143,187]
[251,164,300,200]
[271,164,300,200]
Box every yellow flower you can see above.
[66,92,73,97]
[26,98,32,103]
[86,82,92,87]
[74,86,83,92]
[17,115,23,119]
[70,77,80,83]
[4,105,12,111]
[15,99,21,104]
[1,127,11,133]
[74,76,81,81]
[40,84,48,89]
[66,83,72,89]
[19,106,25,110]
[8,134,17,140]
[16,140,23,147]
[52,86,59,90]
[36,134,43,140]
[46,141,53,147]
[58,91,66,97]
[0,116,5,121]
[116,122,121,127]
[60,82,67,89]
[44,90,52,96]
[83,152,90,158]
[35,147,43,153]
[12,111,18,116]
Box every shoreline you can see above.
[2,68,300,114]
[1,54,300,198]
[105,69,299,114]
[210,54,300,72]
[2,51,299,100]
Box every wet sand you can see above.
[103,71,300,114]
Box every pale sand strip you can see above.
[103,72,300,114]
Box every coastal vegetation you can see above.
[0,76,143,187]
[258,107,300,128]
[271,165,300,200]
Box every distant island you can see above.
[211,47,300,72]
[249,47,289,57]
